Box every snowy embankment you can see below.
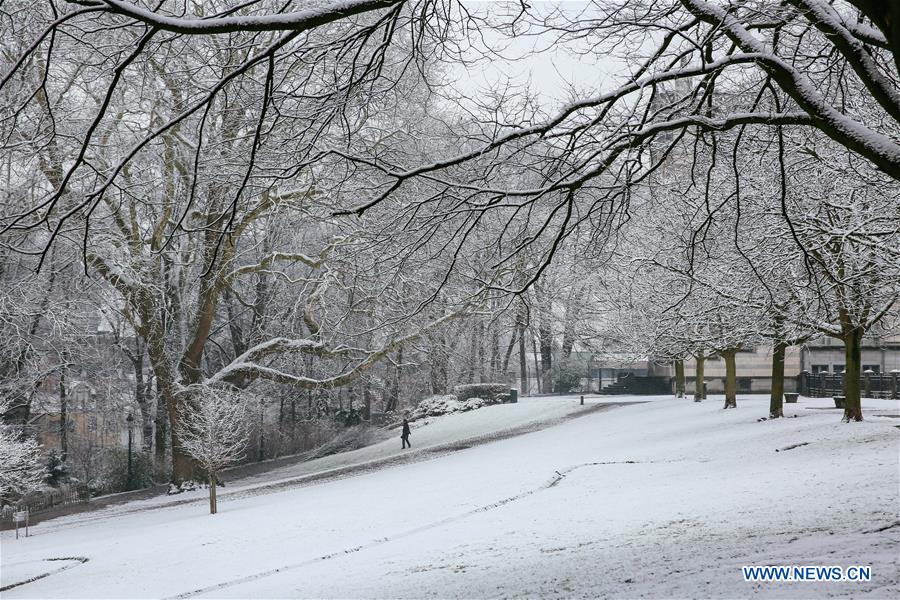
[0,396,627,532]
[2,395,898,599]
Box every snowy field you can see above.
[2,394,898,599]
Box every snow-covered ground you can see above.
[2,394,898,598]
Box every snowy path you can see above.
[2,395,898,598]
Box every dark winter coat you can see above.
[401,422,411,438]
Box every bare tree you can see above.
[4,1,897,272]
[174,387,252,514]
[3,1,898,444]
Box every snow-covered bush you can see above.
[461,397,488,411]
[409,394,459,419]
[409,394,495,421]
[0,398,47,497]
[167,480,204,495]
[452,383,509,402]
[0,423,46,497]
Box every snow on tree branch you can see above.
[0,397,47,496]
[204,303,474,387]
[174,387,252,478]
[92,0,405,35]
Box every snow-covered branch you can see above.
[204,304,473,388]
[92,0,405,35]
[0,423,46,496]
[681,0,900,178]
[223,237,345,283]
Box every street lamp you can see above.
[126,413,134,491]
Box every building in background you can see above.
[800,334,900,375]
[681,347,803,394]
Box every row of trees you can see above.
[1,0,898,494]
[595,126,899,420]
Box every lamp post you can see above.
[126,413,134,491]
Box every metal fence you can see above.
[799,371,899,399]
[1,484,91,523]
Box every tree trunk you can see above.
[539,323,553,393]
[464,326,477,383]
[769,339,787,418]
[58,357,68,461]
[363,380,372,420]
[501,326,518,375]
[143,322,197,483]
[693,353,705,402]
[489,320,500,380]
[561,319,575,359]
[209,473,217,515]
[386,347,403,412]
[518,322,528,395]
[170,420,194,483]
[723,349,737,409]
[159,374,195,483]
[531,334,542,394]
[129,339,154,452]
[290,399,297,448]
[475,321,486,383]
[397,345,404,410]
[257,401,265,462]
[429,332,448,395]
[674,358,685,398]
[842,329,864,422]
[153,384,167,470]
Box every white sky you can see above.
[447,1,626,111]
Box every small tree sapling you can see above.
[174,388,252,515]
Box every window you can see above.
[833,365,844,373]
[737,378,752,392]
[811,365,830,375]
[863,365,881,374]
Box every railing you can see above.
[799,371,899,399]
[1,484,91,522]
[601,374,671,395]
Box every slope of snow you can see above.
[0,395,634,535]
[2,395,898,599]
[232,394,640,488]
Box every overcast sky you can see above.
[448,1,625,111]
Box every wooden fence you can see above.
[1,484,91,523]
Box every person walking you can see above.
[401,419,411,449]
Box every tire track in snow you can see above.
[0,557,89,592]
[166,459,663,599]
